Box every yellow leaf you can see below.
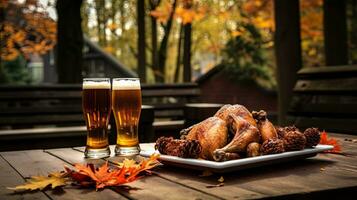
[231,30,243,37]
[123,159,137,168]
[107,23,118,31]
[13,31,26,42]
[150,1,173,24]
[8,172,68,191]
[218,176,224,183]
[117,158,137,168]
[104,46,114,54]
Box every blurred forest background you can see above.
[0,0,357,87]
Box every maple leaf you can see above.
[319,131,342,153]
[120,154,160,182]
[70,154,160,190]
[175,7,195,24]
[8,172,68,191]
[150,1,173,24]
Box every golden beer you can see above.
[112,78,142,155]
[82,78,111,158]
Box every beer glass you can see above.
[82,78,111,158]
[112,78,142,155]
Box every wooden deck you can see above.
[0,133,356,200]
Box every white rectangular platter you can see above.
[140,144,333,173]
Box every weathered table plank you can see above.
[0,150,127,200]
[0,155,49,200]
[1,133,356,200]
[46,148,220,200]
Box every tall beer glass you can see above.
[82,78,111,158]
[112,78,142,155]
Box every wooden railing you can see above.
[0,83,201,150]
[288,65,357,134]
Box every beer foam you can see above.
[83,81,111,89]
[112,79,141,90]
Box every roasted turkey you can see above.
[156,104,320,162]
[213,115,260,161]
[214,104,257,129]
[252,110,278,142]
[180,117,228,160]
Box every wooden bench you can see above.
[287,65,357,134]
[0,85,154,151]
[0,83,201,150]
[0,84,85,150]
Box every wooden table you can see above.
[1,133,356,200]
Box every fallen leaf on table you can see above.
[69,154,160,190]
[319,131,342,153]
[9,154,160,192]
[199,170,213,177]
[8,172,68,191]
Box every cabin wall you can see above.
[197,70,277,113]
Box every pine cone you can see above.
[155,137,201,158]
[283,130,306,151]
[284,125,300,132]
[276,125,300,139]
[260,138,285,155]
[275,126,286,139]
[304,128,320,148]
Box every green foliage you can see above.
[0,55,31,84]
[220,23,275,89]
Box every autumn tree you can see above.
[150,0,204,82]
[81,0,348,85]
[0,0,56,83]
[83,1,138,72]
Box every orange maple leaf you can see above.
[70,154,160,189]
[319,131,342,153]
[150,1,173,24]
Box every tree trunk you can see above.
[157,0,177,83]
[56,0,83,83]
[323,0,348,65]
[137,0,146,82]
[183,23,192,82]
[174,24,183,83]
[149,0,160,82]
[274,0,302,125]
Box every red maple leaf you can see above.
[67,154,160,190]
[319,131,342,153]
